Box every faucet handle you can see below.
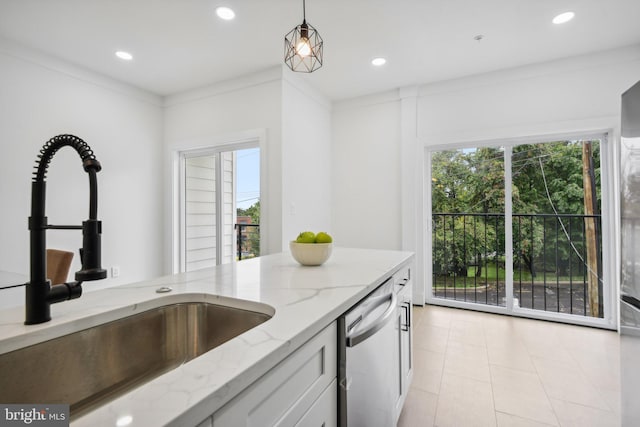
[75,219,107,281]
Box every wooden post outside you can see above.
[582,141,599,317]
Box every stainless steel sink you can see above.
[0,302,272,418]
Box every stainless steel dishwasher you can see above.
[338,277,399,427]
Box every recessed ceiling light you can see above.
[216,6,235,20]
[371,57,387,66]
[115,51,133,61]
[552,11,575,24]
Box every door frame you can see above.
[170,129,267,273]
[424,130,617,329]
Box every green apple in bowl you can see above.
[296,231,316,243]
[290,231,333,266]
[315,232,332,243]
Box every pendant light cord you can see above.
[303,0,306,21]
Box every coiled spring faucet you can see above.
[26,134,107,325]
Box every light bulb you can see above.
[296,38,312,57]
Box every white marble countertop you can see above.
[0,271,27,310]
[0,247,413,427]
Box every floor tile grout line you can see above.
[565,343,621,413]
[528,354,563,427]
[404,305,620,427]
[437,312,450,391]
[531,353,618,416]
[534,321,619,415]
[432,306,450,426]
[494,410,558,427]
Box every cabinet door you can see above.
[295,378,337,427]
[394,266,413,422]
[213,323,337,427]
[399,285,413,395]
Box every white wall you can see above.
[3,33,636,313]
[163,68,283,261]
[281,73,332,244]
[416,44,640,319]
[164,67,333,260]
[0,40,164,308]
[331,44,640,304]
[417,45,640,145]
[332,92,402,250]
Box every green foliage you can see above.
[432,214,499,276]
[237,201,260,258]
[237,200,260,224]
[432,140,601,280]
[511,141,601,215]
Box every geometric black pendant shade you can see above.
[284,0,323,73]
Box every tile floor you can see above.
[397,305,620,427]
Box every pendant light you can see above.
[284,0,323,73]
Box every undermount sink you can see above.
[0,301,272,418]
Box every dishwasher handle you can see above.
[346,292,397,348]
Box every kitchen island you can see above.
[0,247,413,426]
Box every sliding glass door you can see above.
[179,144,260,272]
[431,147,506,306]
[428,135,611,327]
[511,141,602,317]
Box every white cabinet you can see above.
[212,322,337,427]
[398,277,413,401]
[196,417,213,427]
[193,260,414,427]
[394,265,413,422]
[295,378,337,427]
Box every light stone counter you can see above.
[0,247,413,427]
[0,270,27,310]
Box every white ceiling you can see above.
[1,0,639,101]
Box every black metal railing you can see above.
[235,223,260,261]
[432,213,603,317]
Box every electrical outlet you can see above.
[111,266,120,278]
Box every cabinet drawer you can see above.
[214,322,337,427]
[394,265,411,289]
[295,378,337,427]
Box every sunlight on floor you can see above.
[398,305,620,427]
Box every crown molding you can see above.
[0,36,162,106]
[164,66,283,107]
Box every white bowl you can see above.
[289,241,333,266]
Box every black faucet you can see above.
[25,134,107,325]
